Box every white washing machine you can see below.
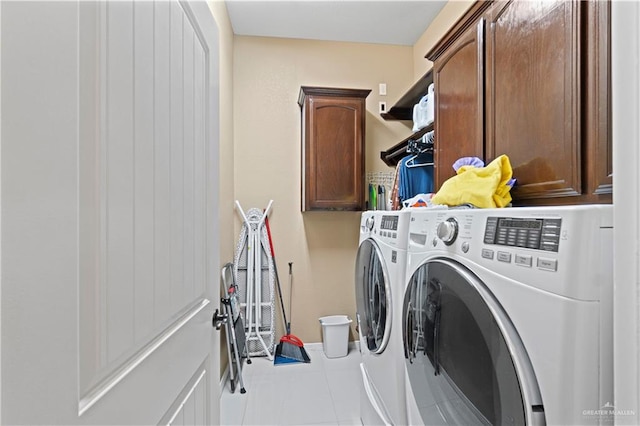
[355,211,410,426]
[402,205,613,425]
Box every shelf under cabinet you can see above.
[380,124,434,167]
[380,71,434,121]
[379,70,434,167]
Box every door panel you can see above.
[1,1,221,423]
[158,363,209,425]
[153,0,174,329]
[80,0,211,397]
[486,0,581,200]
[433,19,485,190]
[584,0,612,199]
[133,0,157,349]
[312,100,359,202]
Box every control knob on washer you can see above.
[365,216,375,231]
[437,218,459,245]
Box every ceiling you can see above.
[225,1,448,46]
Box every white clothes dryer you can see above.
[402,205,613,425]
[355,211,410,426]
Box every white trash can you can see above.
[319,315,353,358]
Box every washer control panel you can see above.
[484,217,562,252]
[361,211,411,249]
[362,213,409,243]
[380,215,399,231]
[378,215,399,239]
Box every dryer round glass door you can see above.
[355,239,392,354]
[402,258,545,425]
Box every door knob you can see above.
[212,309,228,330]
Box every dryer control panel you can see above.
[407,205,612,302]
[484,217,562,252]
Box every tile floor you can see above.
[220,343,362,425]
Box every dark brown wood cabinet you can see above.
[583,0,613,199]
[432,14,485,189]
[298,87,371,211]
[485,0,582,201]
[427,0,611,205]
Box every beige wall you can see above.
[230,2,474,347]
[220,0,475,352]
[412,0,474,79]
[206,0,234,376]
[208,1,234,269]
[233,36,414,343]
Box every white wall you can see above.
[612,1,640,423]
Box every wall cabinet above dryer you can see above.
[430,11,485,192]
[427,0,611,205]
[298,86,371,211]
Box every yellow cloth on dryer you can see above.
[431,154,513,208]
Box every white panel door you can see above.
[0,1,221,424]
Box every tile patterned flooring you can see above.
[220,343,362,425]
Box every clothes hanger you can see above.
[405,131,435,168]
[405,149,433,168]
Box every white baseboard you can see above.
[303,341,360,351]
[302,342,323,350]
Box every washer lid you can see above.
[403,258,545,425]
[355,239,392,354]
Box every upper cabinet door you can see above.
[299,87,370,211]
[485,0,581,201]
[432,19,485,189]
[427,0,611,206]
[583,0,612,198]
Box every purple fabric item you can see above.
[452,156,485,172]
